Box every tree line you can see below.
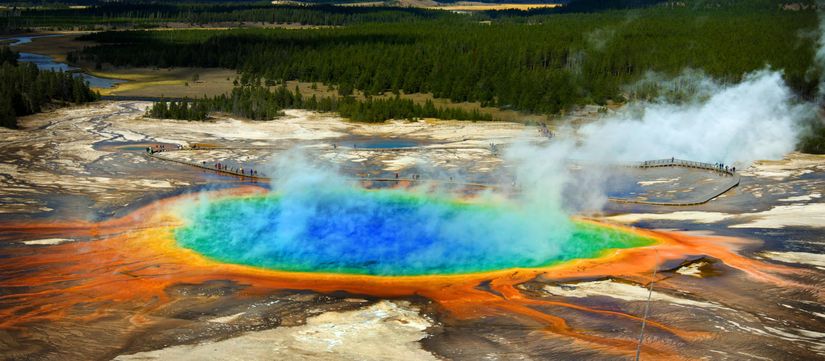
[1,3,463,30]
[146,84,493,122]
[0,47,98,128]
[79,8,820,115]
[1,0,728,31]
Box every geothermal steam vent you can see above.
[175,188,654,276]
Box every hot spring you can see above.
[174,189,655,276]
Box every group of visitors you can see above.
[388,172,423,180]
[489,142,499,155]
[638,158,737,175]
[538,123,554,139]
[145,144,184,154]
[146,144,167,154]
[715,163,735,174]
[197,161,261,177]
[144,143,264,178]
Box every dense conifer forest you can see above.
[0,47,98,128]
[79,8,819,115]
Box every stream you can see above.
[1,34,125,88]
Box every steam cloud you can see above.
[501,68,816,214]
[271,150,572,263]
[570,70,810,165]
[176,150,592,275]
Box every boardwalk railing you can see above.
[147,151,497,188]
[147,151,270,181]
[145,147,739,206]
[631,158,736,176]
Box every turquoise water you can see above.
[175,191,654,276]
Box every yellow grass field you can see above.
[91,68,238,97]
[428,3,561,11]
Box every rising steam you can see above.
[174,150,658,275]
[574,70,811,165]
[499,67,817,215]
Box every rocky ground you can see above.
[1,102,824,360]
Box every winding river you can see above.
[1,34,125,89]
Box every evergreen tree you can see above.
[0,49,98,129]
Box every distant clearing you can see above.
[92,68,237,97]
[429,3,561,11]
[273,1,560,11]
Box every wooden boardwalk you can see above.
[147,149,739,206]
[147,150,498,188]
[607,158,740,206]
